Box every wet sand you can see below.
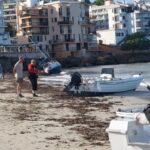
[0,74,150,150]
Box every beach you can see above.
[0,74,150,150]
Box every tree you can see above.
[85,0,91,4]
[5,23,16,37]
[121,32,150,56]
[93,0,104,5]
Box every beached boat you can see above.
[65,68,143,95]
[42,60,61,74]
[106,105,150,150]
[39,60,61,74]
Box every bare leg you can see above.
[17,82,23,96]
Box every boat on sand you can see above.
[65,68,143,95]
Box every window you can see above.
[51,9,53,14]
[56,35,58,40]
[115,16,119,21]
[116,32,124,36]
[59,7,62,15]
[52,26,54,32]
[55,18,57,22]
[122,8,125,12]
[66,43,69,51]
[53,35,55,41]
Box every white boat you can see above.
[106,105,150,150]
[65,68,143,95]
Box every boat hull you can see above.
[43,61,61,74]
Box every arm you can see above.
[13,64,17,75]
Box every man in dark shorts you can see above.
[28,59,40,97]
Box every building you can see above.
[16,4,49,50]
[16,0,96,58]
[0,0,11,45]
[89,0,132,45]
[89,0,150,45]
[132,0,150,34]
[46,0,91,58]
[3,0,16,28]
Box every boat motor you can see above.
[68,72,82,90]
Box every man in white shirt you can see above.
[13,56,24,97]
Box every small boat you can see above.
[106,105,150,150]
[36,46,61,74]
[65,68,143,95]
[43,61,61,74]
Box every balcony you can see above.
[68,30,72,33]
[23,30,49,35]
[21,12,48,18]
[64,38,75,42]
[67,11,70,16]
[52,38,75,43]
[60,29,64,34]
[79,20,90,26]
[59,11,62,16]
[58,20,73,25]
[21,22,48,28]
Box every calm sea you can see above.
[39,62,150,87]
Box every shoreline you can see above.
[1,51,150,73]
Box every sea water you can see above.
[39,62,150,88]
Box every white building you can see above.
[132,0,150,34]
[0,0,11,45]
[90,0,150,45]
[3,0,16,28]
[89,0,131,45]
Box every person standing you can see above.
[0,64,4,79]
[28,59,40,97]
[13,56,24,97]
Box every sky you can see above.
[90,0,133,3]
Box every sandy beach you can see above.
[0,74,150,150]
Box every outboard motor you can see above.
[66,72,82,90]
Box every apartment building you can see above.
[3,0,16,28]
[89,0,132,45]
[89,0,150,46]
[16,4,49,51]
[46,1,91,58]
[132,2,150,34]
[0,0,11,45]
[16,0,93,58]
